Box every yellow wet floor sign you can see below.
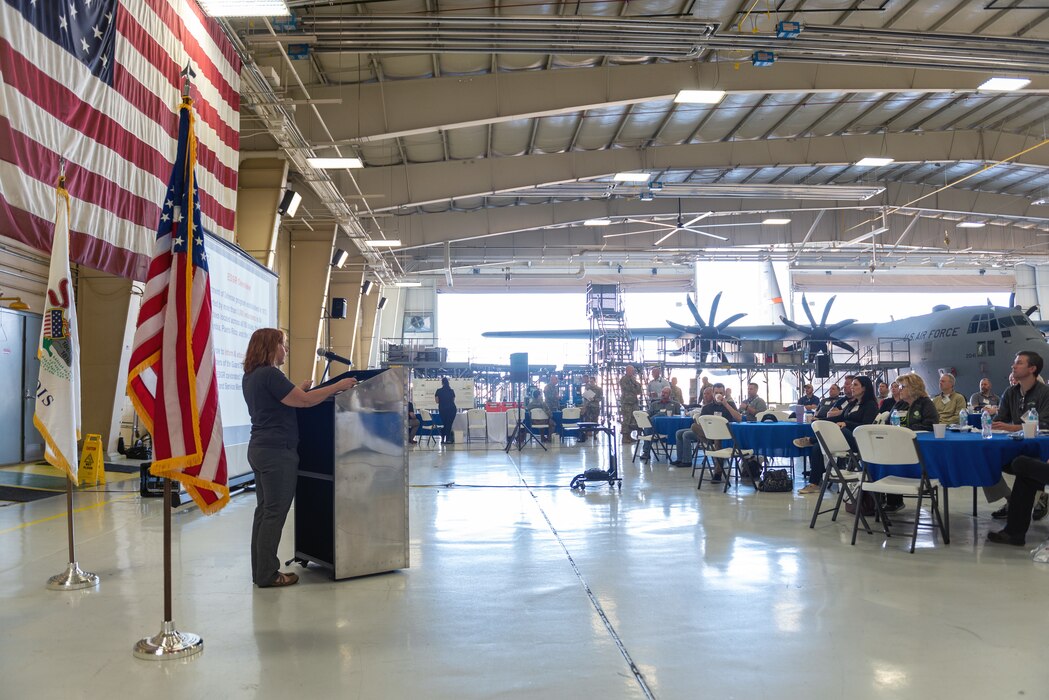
[78,434,105,487]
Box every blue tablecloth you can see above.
[731,422,815,459]
[651,416,694,439]
[867,432,1049,488]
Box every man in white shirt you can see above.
[646,366,670,407]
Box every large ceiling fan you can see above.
[602,200,726,244]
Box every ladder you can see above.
[587,283,635,429]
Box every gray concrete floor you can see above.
[2,438,1048,699]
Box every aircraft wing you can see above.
[482,325,801,341]
[1033,321,1049,334]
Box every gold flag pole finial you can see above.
[180,62,195,100]
[57,157,66,189]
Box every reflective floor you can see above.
[2,439,1048,699]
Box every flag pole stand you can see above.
[46,475,99,590]
[133,478,202,660]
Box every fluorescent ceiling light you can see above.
[198,0,290,17]
[364,239,401,247]
[307,157,364,169]
[613,172,652,182]
[584,218,612,226]
[674,90,726,104]
[762,218,791,225]
[978,77,1031,91]
[393,281,423,287]
[845,226,889,246]
[957,221,986,228]
[855,157,895,167]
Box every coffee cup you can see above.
[1023,421,1037,439]
[933,424,946,438]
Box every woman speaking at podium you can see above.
[242,328,357,588]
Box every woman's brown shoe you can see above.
[264,571,299,587]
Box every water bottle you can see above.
[958,408,968,429]
[1026,407,1038,425]
[981,409,992,439]
[890,409,901,427]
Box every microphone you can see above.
[316,347,353,366]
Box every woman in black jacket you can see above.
[837,376,880,446]
[895,373,939,431]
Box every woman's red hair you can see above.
[243,328,284,374]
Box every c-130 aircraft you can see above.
[482,270,1049,390]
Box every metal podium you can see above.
[293,366,409,579]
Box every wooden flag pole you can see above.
[45,475,99,590]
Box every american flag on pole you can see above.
[0,0,239,280]
[128,96,228,514]
[34,183,81,481]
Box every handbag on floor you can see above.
[845,492,876,516]
[759,468,792,492]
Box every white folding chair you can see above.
[755,410,792,423]
[874,411,890,425]
[696,415,754,492]
[529,408,550,442]
[560,406,582,444]
[632,410,660,462]
[465,408,487,445]
[851,424,949,553]
[808,420,864,528]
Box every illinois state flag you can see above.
[34,186,81,481]
[127,97,228,514]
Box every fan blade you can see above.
[716,312,747,331]
[682,212,713,228]
[708,292,723,327]
[603,227,671,239]
[832,340,857,353]
[820,295,837,328]
[686,296,706,327]
[689,229,730,241]
[655,228,683,245]
[800,293,818,327]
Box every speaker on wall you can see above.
[331,297,348,319]
[815,353,830,378]
[509,352,528,383]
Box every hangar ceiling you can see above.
[221,0,1049,288]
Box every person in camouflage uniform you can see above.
[580,375,603,439]
[620,365,643,442]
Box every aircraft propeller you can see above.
[779,294,858,359]
[1006,292,1039,318]
[666,292,747,360]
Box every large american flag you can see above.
[0,0,239,280]
[128,98,228,514]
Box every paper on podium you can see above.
[582,389,596,401]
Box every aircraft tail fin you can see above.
[761,259,788,324]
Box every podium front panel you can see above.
[296,366,409,579]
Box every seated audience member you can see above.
[970,377,1000,415]
[988,352,1049,520]
[671,387,714,467]
[527,388,551,441]
[876,381,892,409]
[814,384,844,420]
[798,377,878,495]
[879,381,900,414]
[697,388,742,481]
[987,455,1049,546]
[881,373,940,511]
[739,382,768,422]
[407,400,421,444]
[934,373,967,425]
[797,384,820,409]
[639,387,681,462]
